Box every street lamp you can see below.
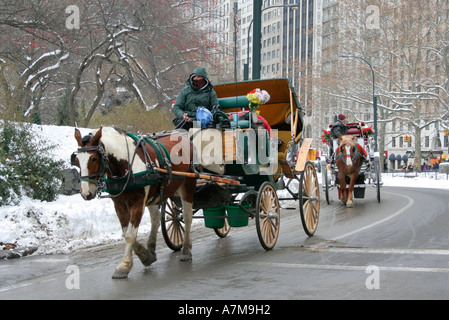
[340,55,378,152]
[244,1,299,80]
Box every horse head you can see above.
[74,127,105,200]
[337,135,359,169]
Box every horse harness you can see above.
[75,128,173,200]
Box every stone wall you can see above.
[60,168,80,195]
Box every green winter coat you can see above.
[173,66,219,121]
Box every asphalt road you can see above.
[1,186,449,300]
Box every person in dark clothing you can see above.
[172,66,219,130]
[329,114,349,161]
[331,114,349,139]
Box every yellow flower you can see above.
[246,89,270,112]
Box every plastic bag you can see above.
[196,106,213,128]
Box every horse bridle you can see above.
[76,145,110,190]
[337,143,362,164]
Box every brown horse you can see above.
[74,127,196,279]
[336,135,366,208]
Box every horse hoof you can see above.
[112,271,129,279]
[141,254,157,267]
[180,254,192,261]
[346,202,354,208]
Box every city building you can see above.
[204,0,449,169]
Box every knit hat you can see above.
[338,114,346,121]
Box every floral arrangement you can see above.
[363,126,374,136]
[321,129,330,145]
[247,89,270,112]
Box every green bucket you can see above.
[203,206,226,229]
[225,203,250,227]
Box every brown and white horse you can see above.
[74,127,196,279]
[336,135,366,208]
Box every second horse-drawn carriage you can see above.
[320,121,382,207]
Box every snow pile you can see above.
[381,173,449,189]
[0,124,171,255]
[0,123,448,256]
[0,195,130,254]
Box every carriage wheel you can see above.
[214,213,230,238]
[255,182,280,251]
[321,161,330,205]
[299,161,320,237]
[161,198,184,251]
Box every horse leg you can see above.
[111,201,132,279]
[338,173,347,204]
[112,200,145,279]
[113,222,138,279]
[133,204,160,267]
[346,174,357,208]
[180,199,193,261]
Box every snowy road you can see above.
[1,186,448,300]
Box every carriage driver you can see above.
[329,114,349,162]
[172,66,220,130]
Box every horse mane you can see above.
[339,135,356,147]
[97,127,137,162]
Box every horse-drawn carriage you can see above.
[320,122,381,207]
[161,78,320,251]
[73,78,320,279]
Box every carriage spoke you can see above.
[305,202,317,229]
[262,220,270,243]
[262,218,276,246]
[263,191,271,211]
[259,202,269,216]
[169,223,183,247]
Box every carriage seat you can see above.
[329,122,367,145]
[218,95,275,135]
[346,123,363,136]
[328,122,365,135]
[347,128,362,135]
[218,96,248,110]
[217,96,256,130]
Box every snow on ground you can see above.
[0,124,448,256]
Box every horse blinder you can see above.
[77,145,108,188]
[71,152,79,167]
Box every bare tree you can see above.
[0,0,222,127]
[0,0,68,121]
